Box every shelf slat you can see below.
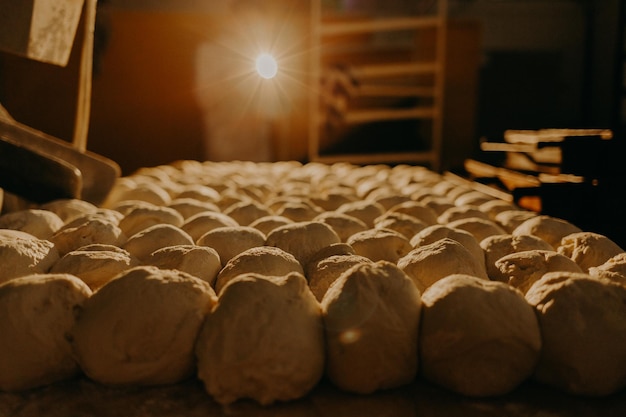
[350,62,440,78]
[321,16,442,37]
[343,106,437,124]
[311,150,438,165]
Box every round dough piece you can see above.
[410,224,485,270]
[387,201,438,225]
[51,218,126,257]
[589,252,626,286]
[437,206,489,224]
[512,215,582,249]
[167,198,220,220]
[0,209,64,240]
[446,217,507,244]
[122,224,194,262]
[214,246,304,294]
[347,228,412,263]
[181,211,239,242]
[50,245,140,290]
[525,272,626,396]
[494,210,537,233]
[147,245,222,287]
[398,238,488,292]
[71,266,216,386]
[373,212,428,240]
[39,199,98,223]
[495,250,583,294]
[274,201,323,222]
[336,200,386,228]
[420,274,541,397]
[195,272,324,405]
[248,215,294,236]
[118,205,184,238]
[480,234,554,281]
[478,199,519,219]
[321,261,422,394]
[0,230,60,284]
[266,221,341,265]
[222,200,272,226]
[313,212,368,242]
[306,254,372,302]
[0,274,92,391]
[557,232,624,272]
[197,226,266,266]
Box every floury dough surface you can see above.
[71,266,216,386]
[0,274,92,391]
[321,262,421,394]
[0,230,60,284]
[195,272,324,405]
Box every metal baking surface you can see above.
[1,378,625,416]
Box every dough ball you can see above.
[39,199,98,223]
[248,215,294,236]
[557,232,624,272]
[147,245,222,287]
[266,221,341,265]
[123,224,194,262]
[0,230,60,284]
[195,272,324,405]
[495,250,583,294]
[336,200,386,228]
[420,274,541,397]
[181,211,239,242]
[410,224,485,270]
[167,198,220,220]
[478,199,519,219]
[447,217,507,243]
[274,201,323,222]
[453,191,493,207]
[71,266,216,386]
[63,208,124,228]
[437,206,489,224]
[526,272,626,396]
[50,245,140,290]
[306,254,372,301]
[398,238,488,292]
[373,212,428,240]
[222,200,272,226]
[305,242,356,268]
[313,212,368,242]
[176,184,221,203]
[214,246,304,294]
[197,226,266,266]
[118,205,184,238]
[0,274,92,391]
[387,201,438,225]
[321,261,421,394]
[50,218,126,257]
[106,181,172,206]
[0,209,63,239]
[311,190,357,211]
[512,215,582,249]
[347,228,412,263]
[494,210,537,233]
[368,194,411,211]
[480,234,554,281]
[589,253,626,286]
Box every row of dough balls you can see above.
[0,160,625,404]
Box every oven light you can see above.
[255,53,278,79]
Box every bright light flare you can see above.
[255,53,278,79]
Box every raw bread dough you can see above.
[0,209,63,240]
[50,244,140,290]
[321,261,421,394]
[181,211,239,242]
[589,252,626,286]
[50,218,126,257]
[147,245,222,287]
[557,232,624,272]
[398,238,488,292]
[195,272,324,405]
[306,254,371,301]
[420,274,541,397]
[373,212,428,240]
[249,215,294,236]
[410,224,485,271]
[446,217,507,244]
[0,274,92,391]
[214,246,304,294]
[122,224,194,262]
[336,200,386,227]
[495,250,583,294]
[347,228,412,263]
[386,201,438,225]
[71,266,216,386]
[39,199,98,223]
[222,200,272,226]
[118,205,184,238]
[313,211,368,242]
[526,272,626,396]
[512,215,582,249]
[167,198,220,220]
[196,226,266,266]
[265,221,341,265]
[0,230,60,284]
[437,206,489,224]
[493,210,536,232]
[480,234,554,281]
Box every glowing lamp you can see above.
[255,53,278,79]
